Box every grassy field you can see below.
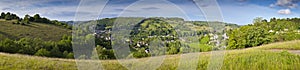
[254,40,300,50]
[0,20,71,41]
[0,40,300,70]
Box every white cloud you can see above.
[276,0,292,6]
[0,0,80,20]
[220,3,300,25]
[277,9,291,15]
[288,3,298,8]
[270,0,299,15]
[273,0,299,8]
[0,0,193,21]
[0,0,112,21]
[0,0,299,24]
[270,4,276,8]
[100,0,194,20]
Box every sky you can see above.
[0,0,299,25]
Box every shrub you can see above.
[35,49,50,57]
[66,53,74,59]
[133,48,149,58]
[95,45,116,59]
[200,36,210,44]
[50,46,63,57]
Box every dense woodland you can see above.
[227,17,300,49]
[0,12,300,59]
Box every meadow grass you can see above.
[0,41,300,70]
[0,20,71,41]
[254,40,300,50]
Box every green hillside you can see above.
[1,40,299,70]
[0,20,71,41]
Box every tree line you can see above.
[0,35,74,58]
[227,17,300,49]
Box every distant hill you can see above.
[59,21,88,25]
[0,20,71,41]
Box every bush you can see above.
[95,45,116,59]
[199,44,212,52]
[35,49,50,57]
[63,51,69,58]
[66,52,74,59]
[0,39,19,53]
[200,36,210,44]
[167,46,179,54]
[50,46,63,57]
[133,48,149,58]
[227,18,300,49]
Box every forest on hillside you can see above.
[227,17,300,49]
[0,12,299,59]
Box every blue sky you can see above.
[0,0,299,25]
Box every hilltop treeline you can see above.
[227,17,300,49]
[0,12,71,29]
[0,12,19,20]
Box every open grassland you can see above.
[0,20,71,41]
[254,40,300,50]
[0,40,300,70]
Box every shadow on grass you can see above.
[0,31,18,40]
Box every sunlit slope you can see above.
[0,40,300,70]
[0,20,71,41]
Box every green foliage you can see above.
[0,12,71,29]
[200,35,210,44]
[129,18,180,55]
[188,43,212,52]
[0,12,20,20]
[227,17,300,49]
[66,52,74,59]
[94,45,116,59]
[89,17,237,59]
[50,46,63,57]
[132,48,149,58]
[0,12,5,19]
[4,14,12,20]
[227,26,269,49]
[34,49,50,57]
[199,44,212,52]
[1,40,300,70]
[0,39,19,53]
[63,51,69,57]
[0,37,73,58]
[33,14,41,22]
[23,14,30,24]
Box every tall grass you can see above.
[255,40,300,50]
[0,21,71,41]
[0,41,300,70]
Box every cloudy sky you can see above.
[0,0,299,25]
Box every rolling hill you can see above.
[0,20,71,41]
[0,40,299,70]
